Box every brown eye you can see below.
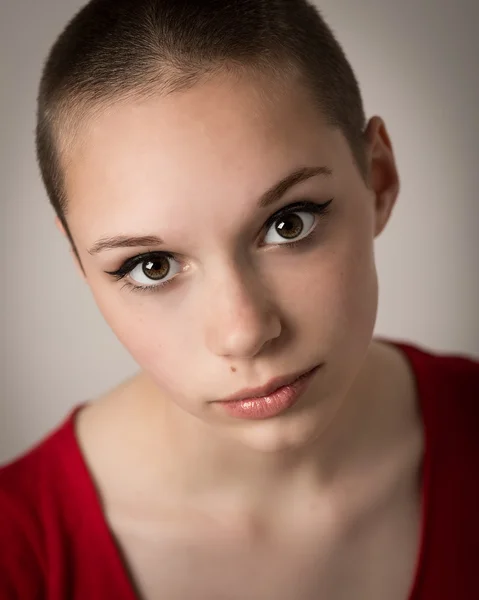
[128,254,181,287]
[143,257,170,280]
[275,214,304,239]
[264,211,316,245]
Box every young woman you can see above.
[1,0,477,598]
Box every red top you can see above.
[1,341,478,599]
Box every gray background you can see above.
[1,0,478,464]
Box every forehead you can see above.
[63,72,349,243]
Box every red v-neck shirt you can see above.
[1,341,478,599]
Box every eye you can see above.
[105,252,183,290]
[129,254,181,287]
[262,199,333,246]
[263,210,316,245]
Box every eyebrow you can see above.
[88,165,332,255]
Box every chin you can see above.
[228,412,326,454]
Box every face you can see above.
[61,71,399,452]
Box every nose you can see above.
[203,264,282,359]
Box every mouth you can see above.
[216,364,322,404]
[214,364,322,420]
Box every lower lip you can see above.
[217,366,320,420]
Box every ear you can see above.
[363,116,400,238]
[55,217,87,283]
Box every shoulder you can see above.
[0,409,86,599]
[388,339,479,398]
[379,339,478,455]
[390,340,479,457]
[0,454,45,593]
[0,408,82,594]
[0,405,83,498]
[0,414,69,517]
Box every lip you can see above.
[216,364,321,404]
[216,365,322,420]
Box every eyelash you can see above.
[105,198,334,294]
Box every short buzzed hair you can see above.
[36,0,367,260]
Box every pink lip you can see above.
[215,364,322,420]
[217,365,320,404]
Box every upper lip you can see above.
[216,365,320,403]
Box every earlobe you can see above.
[364,117,400,238]
[54,216,87,283]
[54,216,66,237]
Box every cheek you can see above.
[283,211,377,336]
[89,284,189,390]
[287,248,377,339]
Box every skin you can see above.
[56,70,422,598]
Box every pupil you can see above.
[276,214,303,239]
[143,258,170,280]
